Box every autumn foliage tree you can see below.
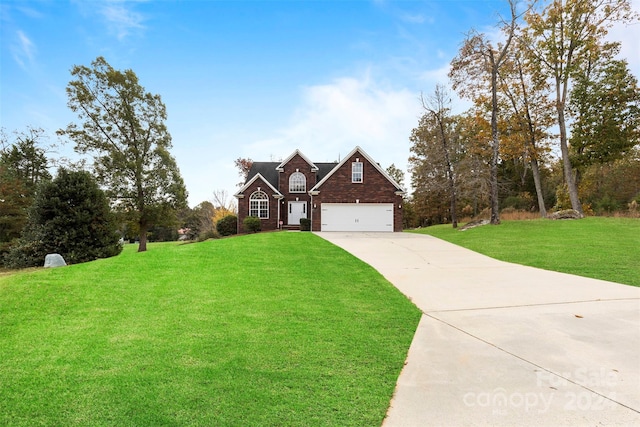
[449,0,519,224]
[497,40,555,216]
[522,0,638,216]
[234,157,253,186]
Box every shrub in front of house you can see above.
[198,229,219,241]
[300,218,311,231]
[216,214,238,236]
[243,216,261,233]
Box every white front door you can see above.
[288,201,307,225]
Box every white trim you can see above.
[234,172,283,198]
[249,190,269,219]
[309,146,404,193]
[351,161,363,183]
[287,201,307,225]
[275,149,319,172]
[289,171,307,193]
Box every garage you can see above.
[321,203,394,232]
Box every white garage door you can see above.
[321,203,394,232]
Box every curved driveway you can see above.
[316,232,640,426]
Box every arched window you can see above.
[249,190,269,219]
[289,171,306,193]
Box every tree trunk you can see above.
[490,58,501,225]
[446,159,458,229]
[530,156,547,217]
[557,104,584,216]
[437,115,458,228]
[138,222,148,252]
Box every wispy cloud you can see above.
[15,5,45,19]
[399,12,427,24]
[247,72,421,174]
[99,1,146,40]
[11,29,36,70]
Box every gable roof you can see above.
[276,149,319,172]
[310,146,404,193]
[315,162,338,181]
[244,162,280,190]
[233,172,283,198]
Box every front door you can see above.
[288,201,307,225]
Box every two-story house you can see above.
[234,146,404,232]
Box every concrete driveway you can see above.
[316,232,640,426]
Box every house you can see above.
[234,146,405,232]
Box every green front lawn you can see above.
[410,217,639,287]
[0,233,421,426]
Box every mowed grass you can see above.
[0,233,421,426]
[410,217,639,287]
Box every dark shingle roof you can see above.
[245,162,280,189]
[315,162,338,181]
[245,161,339,190]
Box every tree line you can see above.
[406,0,639,227]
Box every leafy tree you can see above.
[385,164,405,190]
[234,157,253,186]
[522,0,638,216]
[497,41,555,217]
[3,168,122,268]
[569,57,640,177]
[181,201,217,240]
[0,127,52,189]
[0,128,52,252]
[58,57,187,252]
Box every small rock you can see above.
[44,253,66,268]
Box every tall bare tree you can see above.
[450,0,519,224]
[417,85,459,228]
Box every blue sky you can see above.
[2,0,639,207]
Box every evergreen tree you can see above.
[3,168,122,268]
[0,127,52,254]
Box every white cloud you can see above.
[100,1,146,40]
[242,72,422,191]
[399,12,427,24]
[11,29,36,70]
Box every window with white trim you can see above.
[289,171,306,193]
[249,190,269,219]
[352,161,363,183]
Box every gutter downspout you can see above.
[275,195,283,230]
[310,193,313,232]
